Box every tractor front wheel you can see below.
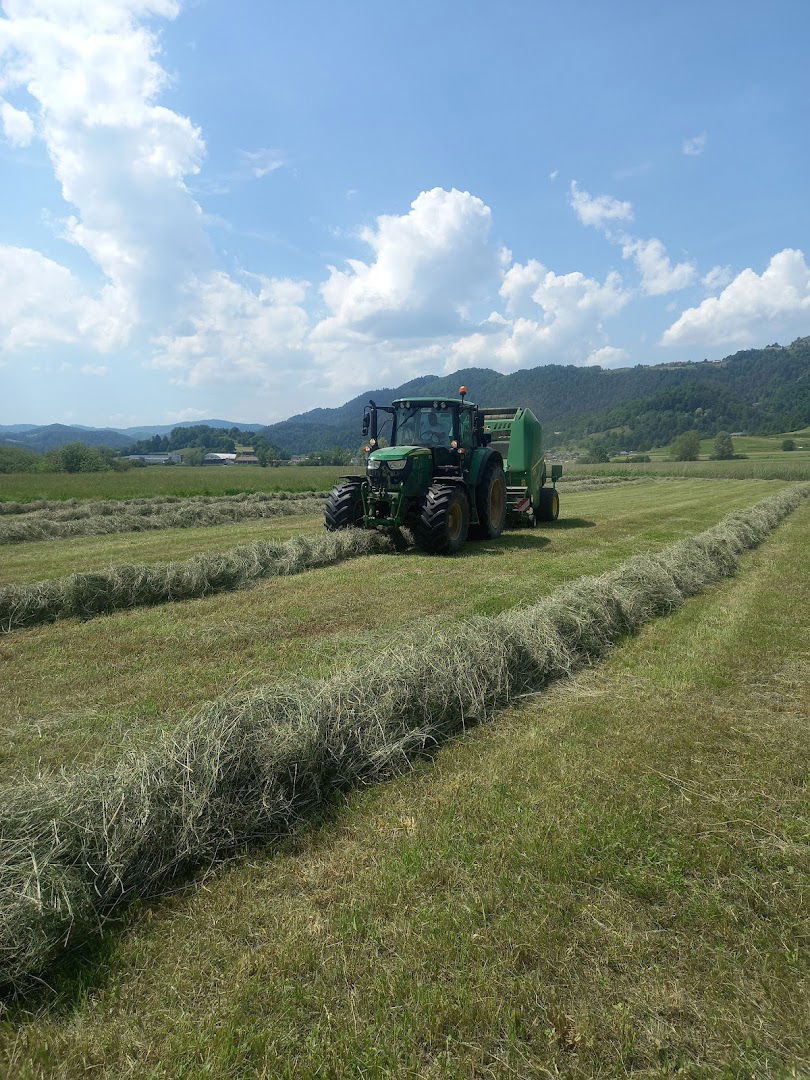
[415,484,470,555]
[534,486,560,523]
[324,480,364,530]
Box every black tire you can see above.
[469,457,507,540]
[414,484,469,555]
[534,486,560,523]
[324,480,364,530]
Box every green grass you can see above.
[0,479,785,777]
[567,426,810,481]
[0,515,325,585]
[564,456,810,480]
[0,496,326,546]
[1,489,807,1077]
[633,426,809,461]
[0,465,353,503]
[0,528,393,632]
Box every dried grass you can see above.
[0,484,806,994]
[0,530,393,632]
[0,496,328,545]
[0,490,328,518]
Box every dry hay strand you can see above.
[0,483,807,994]
[0,529,394,632]
[0,489,330,518]
[0,497,330,545]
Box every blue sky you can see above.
[1,0,808,427]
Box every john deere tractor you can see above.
[324,387,561,555]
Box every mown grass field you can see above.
[0,465,348,503]
[0,479,786,777]
[0,475,807,1077]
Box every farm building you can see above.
[203,453,238,465]
[234,453,259,465]
[126,453,182,465]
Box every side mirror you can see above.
[362,414,370,437]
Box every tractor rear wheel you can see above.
[415,484,469,555]
[534,486,560,522]
[469,458,507,540]
[324,480,364,530]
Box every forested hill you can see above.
[259,337,810,453]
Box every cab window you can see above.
[459,409,473,447]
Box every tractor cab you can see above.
[363,391,483,467]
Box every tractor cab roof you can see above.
[391,396,474,409]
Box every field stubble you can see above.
[0,483,806,1003]
[0,479,790,778]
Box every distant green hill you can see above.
[0,424,134,454]
[258,337,810,453]
[4,338,808,458]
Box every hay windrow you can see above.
[0,489,330,517]
[0,496,329,545]
[0,483,807,995]
[0,529,394,632]
[556,476,653,490]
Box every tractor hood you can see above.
[368,445,432,462]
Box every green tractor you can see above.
[324,387,561,555]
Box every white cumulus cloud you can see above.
[620,235,696,295]
[0,244,124,350]
[442,258,631,375]
[0,0,314,393]
[585,345,630,368]
[702,264,733,292]
[569,181,695,296]
[569,180,633,229]
[315,188,506,341]
[151,272,311,388]
[682,133,707,156]
[662,248,810,346]
[0,0,207,336]
[0,98,33,144]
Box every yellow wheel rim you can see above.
[447,501,463,542]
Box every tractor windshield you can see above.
[393,405,455,448]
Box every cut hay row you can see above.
[0,497,328,545]
[0,484,807,995]
[556,476,654,491]
[0,489,330,519]
[0,530,394,633]
[557,475,645,485]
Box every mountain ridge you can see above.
[3,339,809,455]
[256,338,810,453]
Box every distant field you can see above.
[562,427,810,481]
[0,479,807,1078]
[0,464,353,503]
[645,426,810,462]
[564,456,810,480]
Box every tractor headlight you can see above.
[387,459,408,471]
[366,458,382,470]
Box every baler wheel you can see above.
[324,480,364,530]
[534,486,560,523]
[415,484,470,555]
